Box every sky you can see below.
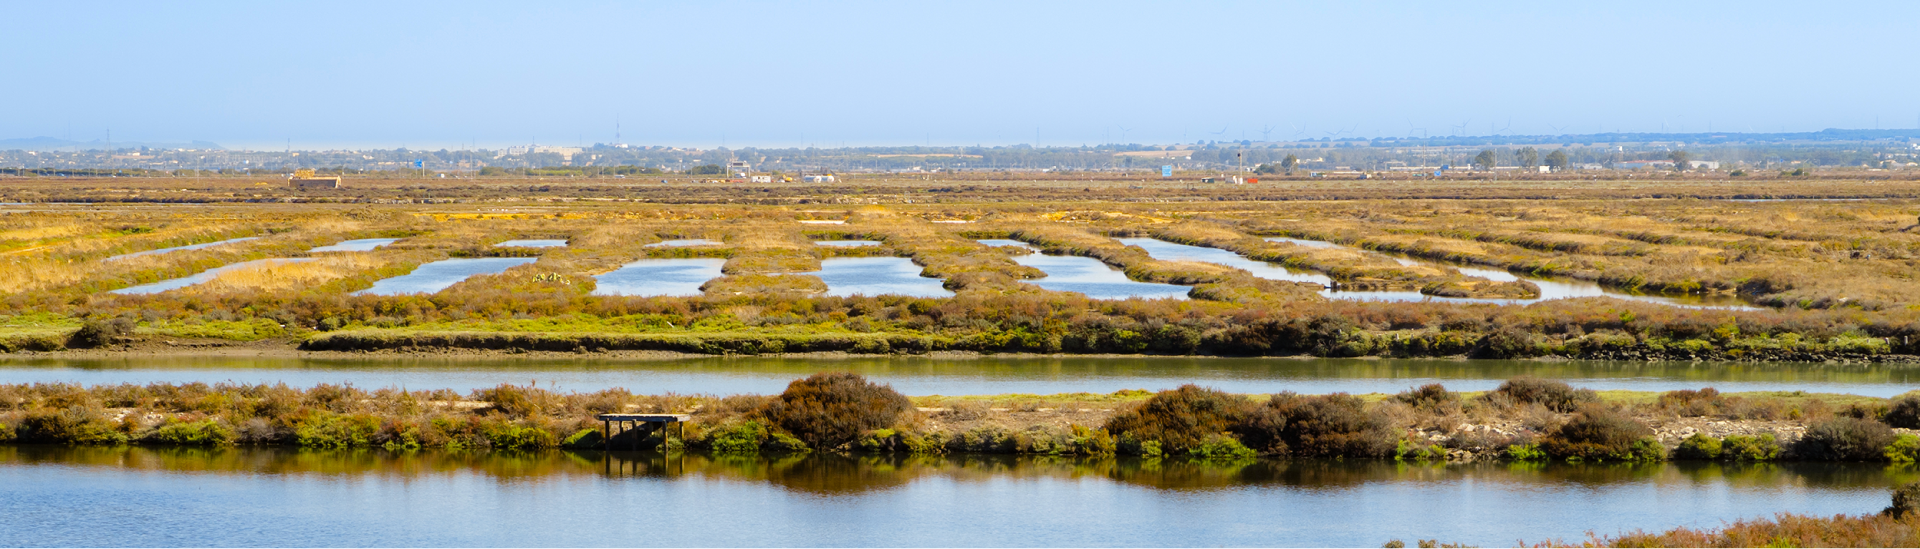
[3,0,1916,150]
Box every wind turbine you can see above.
[1118,126,1132,143]
[1261,124,1276,142]
[1452,119,1471,136]
[1407,120,1427,139]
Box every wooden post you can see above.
[603,419,610,451]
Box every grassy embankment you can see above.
[6,374,1920,467]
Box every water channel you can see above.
[0,445,1906,547]
[494,239,568,248]
[309,238,400,252]
[3,355,1915,397]
[591,258,725,297]
[354,257,538,296]
[103,236,260,262]
[815,257,953,298]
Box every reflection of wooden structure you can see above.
[597,413,689,451]
[288,168,341,189]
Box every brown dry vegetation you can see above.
[0,180,1907,359]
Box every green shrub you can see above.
[1886,434,1920,464]
[293,412,380,447]
[764,432,809,453]
[19,406,126,445]
[1103,384,1250,454]
[1886,396,1920,429]
[483,422,556,450]
[143,419,234,446]
[1395,439,1447,461]
[1542,405,1660,461]
[710,421,768,454]
[561,428,605,449]
[1504,443,1547,461]
[1485,377,1598,412]
[1674,433,1724,460]
[1723,434,1782,461]
[1658,388,1723,417]
[0,420,12,442]
[759,373,913,450]
[1798,417,1896,461]
[1252,393,1396,458]
[1187,434,1256,461]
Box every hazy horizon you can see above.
[6,0,1917,150]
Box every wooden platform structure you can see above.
[596,413,690,451]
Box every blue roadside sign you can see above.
[415,160,424,168]
[1161,165,1173,177]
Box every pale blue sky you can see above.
[4,1,1915,149]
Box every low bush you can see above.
[709,421,769,454]
[1886,395,1920,429]
[1798,417,1897,461]
[759,372,913,450]
[293,411,381,448]
[1484,376,1598,412]
[1504,443,1547,461]
[1673,433,1723,459]
[1255,393,1396,458]
[1391,383,1455,412]
[142,419,234,445]
[1724,434,1782,461]
[1541,405,1662,461]
[1187,434,1256,461]
[1886,434,1920,463]
[1104,384,1250,454]
[68,316,135,348]
[18,406,126,445]
[482,421,556,450]
[1658,388,1723,417]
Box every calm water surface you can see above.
[0,446,1906,547]
[355,257,537,296]
[495,239,568,248]
[1254,236,1756,309]
[591,258,724,297]
[103,236,259,261]
[309,238,400,252]
[109,258,313,295]
[644,239,723,247]
[1009,254,1189,300]
[814,257,953,298]
[2,356,1916,396]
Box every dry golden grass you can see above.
[189,254,390,294]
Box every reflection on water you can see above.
[355,257,537,295]
[591,258,724,297]
[813,257,953,298]
[109,258,314,295]
[1010,253,1190,300]
[309,238,400,252]
[3,355,1917,396]
[643,239,723,247]
[103,236,259,261]
[495,239,568,248]
[1119,238,1331,284]
[1261,236,1757,309]
[978,238,1037,250]
[0,445,1906,547]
